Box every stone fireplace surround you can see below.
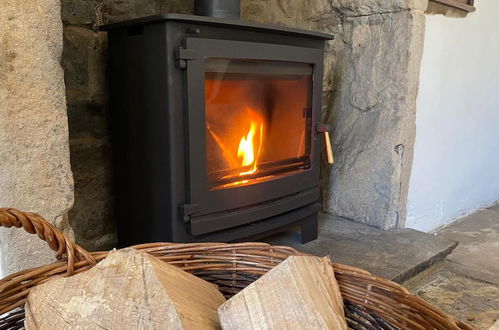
[0,0,427,275]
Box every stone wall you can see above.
[0,0,74,275]
[62,1,114,251]
[62,0,428,252]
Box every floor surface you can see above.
[412,206,499,330]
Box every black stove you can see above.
[102,7,332,246]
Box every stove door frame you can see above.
[182,38,323,234]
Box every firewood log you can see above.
[218,256,347,330]
[25,248,225,330]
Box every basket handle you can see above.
[0,208,96,275]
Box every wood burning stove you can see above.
[102,10,332,247]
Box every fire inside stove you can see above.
[236,112,263,176]
[205,58,313,190]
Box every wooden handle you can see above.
[324,131,334,164]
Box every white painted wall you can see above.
[406,0,499,232]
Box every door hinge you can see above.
[175,48,199,69]
[179,203,200,223]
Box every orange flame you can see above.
[238,119,264,176]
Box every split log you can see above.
[218,256,347,330]
[25,248,225,330]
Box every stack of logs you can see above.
[25,249,347,329]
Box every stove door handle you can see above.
[324,131,334,164]
[316,124,334,165]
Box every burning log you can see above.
[218,256,347,330]
[25,248,225,330]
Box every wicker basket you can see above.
[0,208,472,330]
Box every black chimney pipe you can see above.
[194,0,240,20]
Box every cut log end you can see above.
[218,255,347,330]
[25,248,225,330]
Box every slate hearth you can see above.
[264,213,457,283]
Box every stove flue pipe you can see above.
[194,0,241,19]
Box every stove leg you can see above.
[299,214,318,244]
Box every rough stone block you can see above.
[322,10,425,229]
[63,24,113,251]
[62,0,97,25]
[67,103,109,140]
[63,26,107,104]
[69,137,116,251]
[331,0,428,16]
[242,0,338,35]
[67,102,114,250]
[0,0,74,275]
[96,0,193,25]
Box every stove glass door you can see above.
[205,59,313,190]
[183,38,323,221]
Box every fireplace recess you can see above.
[102,13,333,247]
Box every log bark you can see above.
[218,256,347,330]
[25,248,225,329]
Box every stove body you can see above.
[103,14,332,246]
